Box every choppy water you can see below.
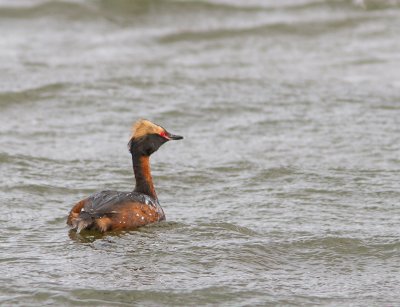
[1,0,400,305]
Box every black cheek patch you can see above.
[130,134,168,156]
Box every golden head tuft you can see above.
[130,119,164,140]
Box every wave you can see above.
[0,1,98,19]
[0,0,398,21]
[0,83,68,108]
[158,14,377,43]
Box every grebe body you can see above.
[67,119,183,233]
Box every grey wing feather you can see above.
[84,190,155,216]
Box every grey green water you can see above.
[1,0,400,306]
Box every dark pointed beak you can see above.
[168,133,183,140]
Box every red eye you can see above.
[159,131,170,140]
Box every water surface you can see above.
[1,0,400,306]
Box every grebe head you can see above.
[128,119,183,156]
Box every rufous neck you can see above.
[132,154,157,200]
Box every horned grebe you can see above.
[67,119,183,233]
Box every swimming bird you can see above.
[67,119,183,233]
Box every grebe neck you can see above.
[132,154,157,200]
